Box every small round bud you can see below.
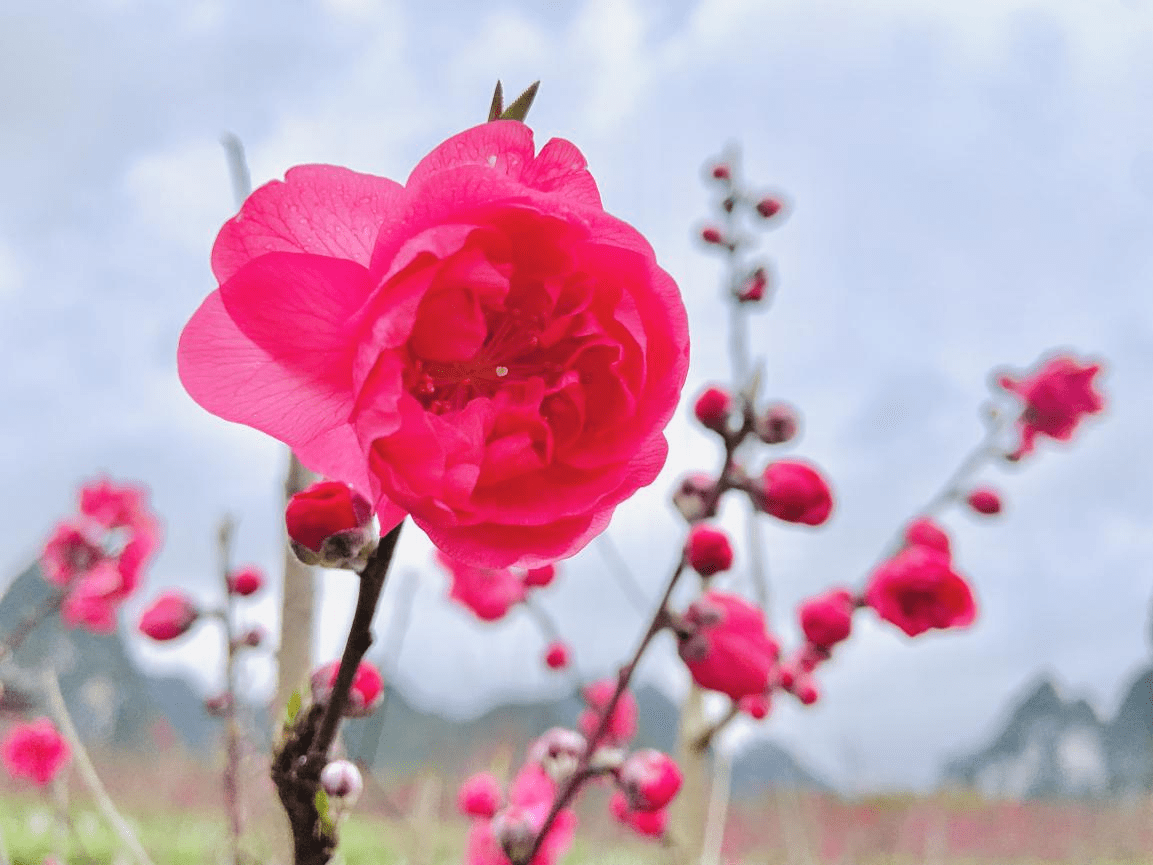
[700,226,725,245]
[672,473,719,523]
[754,402,799,445]
[226,566,264,596]
[544,641,569,670]
[693,386,732,434]
[457,772,502,818]
[492,807,537,862]
[738,693,770,720]
[138,591,199,642]
[529,727,587,783]
[619,749,682,811]
[755,196,783,219]
[320,759,363,803]
[794,676,819,705]
[286,481,375,569]
[310,660,384,718]
[966,487,1002,516]
[685,524,733,578]
[523,564,557,588]
[710,164,731,181]
[236,626,265,649]
[737,267,769,303]
[755,460,833,526]
[205,693,233,717]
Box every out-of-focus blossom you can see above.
[999,354,1104,460]
[2,718,70,786]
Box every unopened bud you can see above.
[236,626,265,649]
[754,402,799,445]
[528,727,586,783]
[737,266,769,303]
[701,226,725,245]
[755,196,783,219]
[310,660,384,718]
[138,591,199,642]
[226,566,264,596]
[710,164,731,181]
[544,641,569,670]
[693,386,732,434]
[205,693,233,717]
[966,487,1002,516]
[672,473,719,523]
[320,759,363,803]
[286,481,376,570]
[492,807,537,863]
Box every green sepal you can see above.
[487,81,504,121]
[284,689,302,727]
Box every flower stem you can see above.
[271,522,402,865]
[217,516,244,865]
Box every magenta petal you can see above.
[212,165,403,283]
[520,137,602,208]
[406,121,536,189]
[179,290,354,463]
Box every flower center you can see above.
[407,308,561,413]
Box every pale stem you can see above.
[41,667,156,865]
[594,532,651,614]
[217,516,243,865]
[699,749,734,865]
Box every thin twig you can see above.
[521,595,584,691]
[0,590,66,665]
[41,668,156,865]
[217,516,244,865]
[595,533,651,614]
[272,522,403,865]
[692,702,740,752]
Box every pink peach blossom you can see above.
[178,122,689,568]
[578,679,637,746]
[679,591,778,700]
[755,459,833,526]
[864,545,976,637]
[2,718,70,786]
[138,590,199,641]
[438,551,527,622]
[798,588,855,648]
[999,353,1104,459]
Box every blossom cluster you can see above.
[40,478,161,632]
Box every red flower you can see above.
[226,565,264,596]
[756,459,833,526]
[967,487,1002,516]
[864,545,976,637]
[798,588,855,649]
[178,122,689,569]
[437,552,526,622]
[2,718,70,786]
[138,591,199,641]
[578,679,637,746]
[999,353,1104,459]
[679,591,778,700]
[310,660,384,717]
[685,524,733,577]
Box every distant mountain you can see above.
[1,565,824,797]
[942,670,1153,799]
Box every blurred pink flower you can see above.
[999,353,1104,459]
[138,590,199,641]
[679,591,778,700]
[864,545,976,637]
[798,588,854,649]
[755,459,833,526]
[578,679,637,746]
[2,718,70,786]
[178,121,689,568]
[438,552,527,622]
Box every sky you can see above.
[1,0,1151,791]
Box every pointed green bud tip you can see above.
[499,81,541,123]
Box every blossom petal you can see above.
[212,165,403,283]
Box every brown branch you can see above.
[271,522,403,865]
[0,588,66,665]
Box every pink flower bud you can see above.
[685,524,733,577]
[610,791,668,838]
[755,460,833,526]
[458,771,503,819]
[528,727,587,784]
[226,565,263,596]
[679,591,778,700]
[794,676,819,705]
[776,664,796,690]
[523,563,557,588]
[438,552,526,622]
[738,693,770,720]
[285,481,375,569]
[904,517,951,556]
[237,626,265,649]
[1,718,70,786]
[710,164,731,181]
[693,386,732,434]
[205,693,233,717]
[310,660,384,717]
[619,749,682,812]
[578,679,637,746]
[320,759,363,802]
[754,402,799,445]
[544,641,569,670]
[138,591,199,642]
[798,588,854,648]
[755,196,783,218]
[701,226,725,245]
[672,473,718,523]
[737,267,769,303]
[966,488,1002,516]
